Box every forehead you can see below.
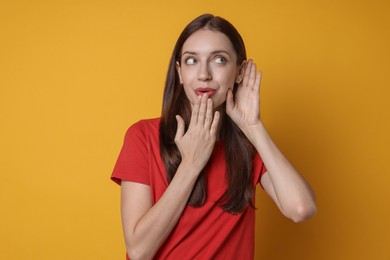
[181,29,236,56]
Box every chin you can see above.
[214,102,226,113]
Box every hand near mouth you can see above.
[175,94,220,172]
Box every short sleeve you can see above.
[253,152,267,186]
[111,122,150,185]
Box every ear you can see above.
[235,60,246,84]
[175,61,183,85]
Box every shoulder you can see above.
[126,117,161,137]
[125,118,160,142]
[130,117,161,130]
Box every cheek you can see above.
[182,85,196,105]
[215,66,239,84]
[217,72,237,89]
[180,68,196,83]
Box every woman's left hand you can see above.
[226,59,262,135]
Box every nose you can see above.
[198,62,212,81]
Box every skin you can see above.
[176,29,243,111]
[121,28,317,260]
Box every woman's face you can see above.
[176,29,243,110]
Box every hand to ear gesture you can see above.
[226,59,262,136]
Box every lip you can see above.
[194,87,217,97]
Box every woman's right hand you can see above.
[174,94,220,172]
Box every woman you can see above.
[112,13,316,259]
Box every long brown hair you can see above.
[159,14,255,214]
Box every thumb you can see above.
[174,115,185,143]
[226,88,234,115]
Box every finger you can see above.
[174,115,185,143]
[210,111,220,137]
[254,71,262,92]
[190,95,202,126]
[242,59,253,88]
[204,98,213,127]
[248,62,257,89]
[197,93,208,125]
[225,88,234,115]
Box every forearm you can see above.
[245,122,317,222]
[124,163,200,259]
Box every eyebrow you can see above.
[182,50,231,56]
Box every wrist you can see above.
[243,120,266,144]
[178,160,202,177]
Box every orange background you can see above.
[1,0,389,259]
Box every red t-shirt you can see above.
[111,118,267,259]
